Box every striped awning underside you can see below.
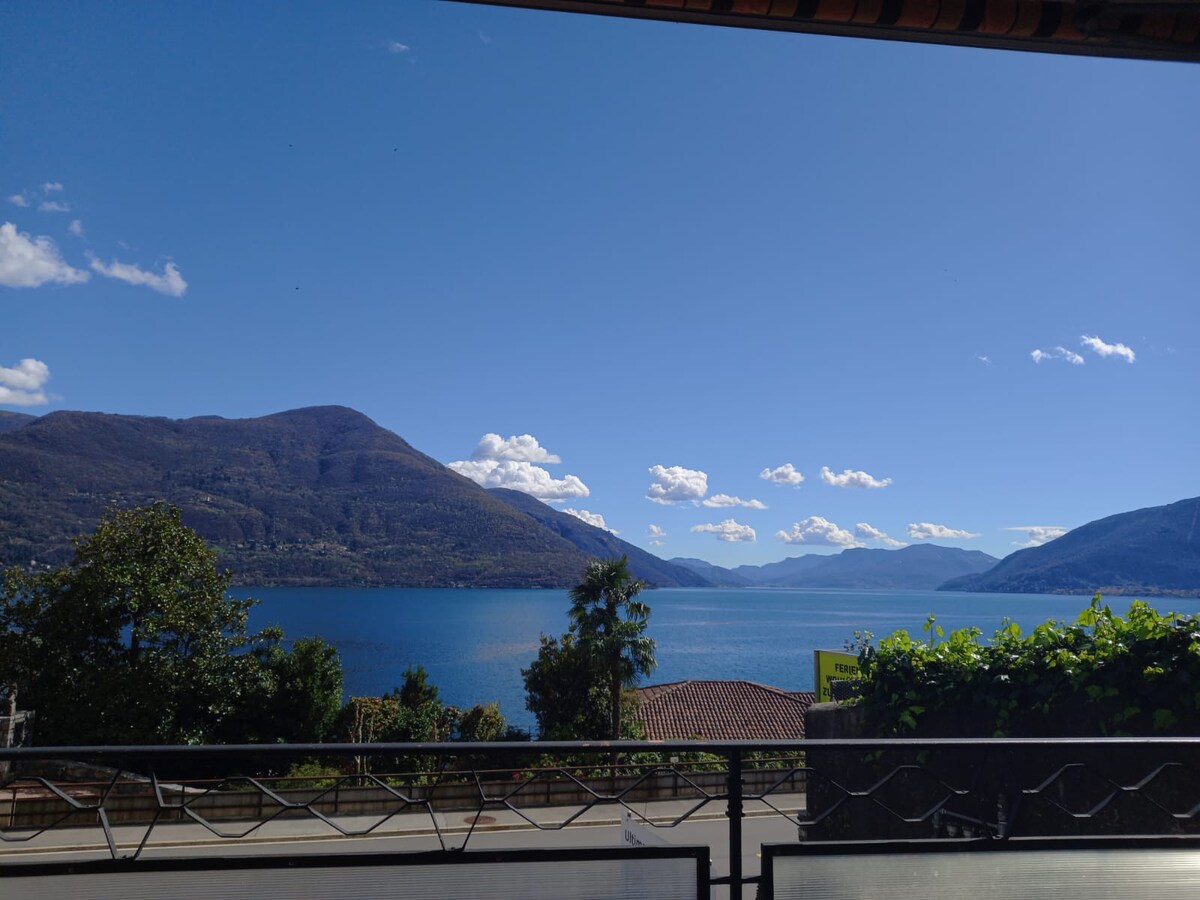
[454,0,1200,62]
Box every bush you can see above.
[854,595,1200,736]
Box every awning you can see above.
[455,0,1200,62]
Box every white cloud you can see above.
[0,222,90,288]
[562,508,616,533]
[1006,525,1067,548]
[647,464,708,505]
[447,458,589,500]
[777,516,862,548]
[1081,334,1135,363]
[450,432,589,501]
[1031,346,1084,365]
[7,195,28,208]
[0,357,51,406]
[907,522,980,540]
[760,463,805,487]
[470,433,561,464]
[820,466,892,489]
[648,524,666,538]
[387,40,410,53]
[88,256,187,297]
[703,493,767,510]
[68,219,83,237]
[38,201,70,213]
[649,540,664,547]
[855,522,907,548]
[691,519,756,543]
[976,354,992,365]
[41,182,63,193]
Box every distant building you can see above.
[631,680,815,741]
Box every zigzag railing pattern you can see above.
[3,738,1199,895]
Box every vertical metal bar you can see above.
[728,748,744,898]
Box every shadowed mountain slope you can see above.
[488,489,709,588]
[666,557,752,587]
[941,497,1200,596]
[0,406,600,587]
[0,411,35,434]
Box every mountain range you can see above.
[940,496,1200,596]
[671,544,999,590]
[1,406,1195,595]
[0,406,700,588]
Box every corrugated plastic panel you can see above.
[771,848,1200,899]
[0,855,701,900]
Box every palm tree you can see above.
[568,557,656,740]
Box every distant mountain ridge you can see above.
[666,558,753,587]
[0,411,35,434]
[673,544,998,590]
[941,496,1200,596]
[0,406,700,588]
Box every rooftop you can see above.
[632,680,816,741]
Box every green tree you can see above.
[394,664,439,708]
[523,558,655,740]
[522,632,612,739]
[0,566,46,745]
[568,557,656,741]
[2,502,345,747]
[457,702,506,743]
[243,637,344,744]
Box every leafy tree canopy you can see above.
[1,502,343,746]
[524,557,655,740]
[522,632,613,740]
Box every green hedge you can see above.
[854,595,1200,736]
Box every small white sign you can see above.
[620,810,670,847]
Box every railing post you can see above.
[728,748,743,898]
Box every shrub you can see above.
[853,595,1200,736]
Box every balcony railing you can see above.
[3,738,1200,897]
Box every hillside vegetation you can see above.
[941,497,1200,596]
[0,407,604,586]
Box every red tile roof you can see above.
[631,680,816,741]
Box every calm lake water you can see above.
[243,587,1200,733]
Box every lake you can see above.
[243,587,1200,733]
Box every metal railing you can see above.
[4,738,1200,897]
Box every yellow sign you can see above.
[814,649,860,703]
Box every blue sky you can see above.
[2,1,1197,566]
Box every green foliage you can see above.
[394,664,439,709]
[339,671,510,773]
[276,759,346,790]
[522,632,614,740]
[458,702,506,743]
[249,637,344,743]
[854,595,1200,736]
[565,556,656,740]
[340,694,459,745]
[1,503,346,747]
[0,566,43,716]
